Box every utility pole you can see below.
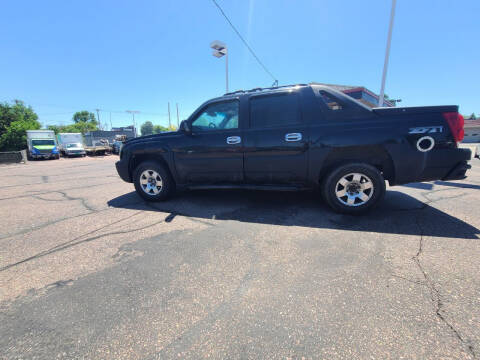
[95,109,101,130]
[379,0,397,107]
[126,110,140,137]
[225,49,229,93]
[109,112,112,130]
[176,103,180,127]
[168,102,171,129]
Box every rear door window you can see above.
[249,93,301,128]
[319,91,344,111]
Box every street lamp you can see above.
[210,40,228,93]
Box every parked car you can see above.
[57,133,86,157]
[115,84,471,214]
[112,141,123,155]
[63,143,86,157]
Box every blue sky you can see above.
[1,0,478,129]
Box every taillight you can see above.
[443,112,464,142]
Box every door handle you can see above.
[285,133,302,142]
[226,136,241,144]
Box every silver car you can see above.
[63,143,86,157]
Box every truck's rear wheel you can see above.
[133,161,175,202]
[321,163,385,215]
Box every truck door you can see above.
[243,91,309,184]
[173,99,244,184]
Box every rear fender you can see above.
[317,146,395,183]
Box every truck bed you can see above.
[372,105,458,116]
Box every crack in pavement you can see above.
[0,174,113,189]
[52,190,96,212]
[0,211,172,273]
[32,191,96,212]
[0,195,174,242]
[0,180,115,201]
[384,184,477,358]
[0,162,111,180]
[411,213,477,358]
[0,207,111,241]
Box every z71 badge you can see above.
[408,126,443,134]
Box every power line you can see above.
[36,112,76,116]
[27,102,168,116]
[211,0,278,86]
[37,108,168,117]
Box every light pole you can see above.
[168,102,171,128]
[95,108,101,130]
[210,40,228,93]
[379,0,397,107]
[126,110,139,137]
[176,103,180,128]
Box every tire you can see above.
[133,161,175,202]
[321,163,386,215]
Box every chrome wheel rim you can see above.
[335,173,374,207]
[139,170,163,196]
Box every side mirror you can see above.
[179,120,192,135]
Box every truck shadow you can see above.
[107,190,479,239]
[403,181,480,191]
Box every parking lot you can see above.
[0,155,479,359]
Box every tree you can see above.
[47,125,62,134]
[73,111,97,124]
[141,121,154,136]
[0,100,39,136]
[47,110,99,135]
[48,121,98,135]
[153,124,169,134]
[69,121,98,134]
[0,100,41,151]
[470,113,476,120]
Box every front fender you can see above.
[127,142,179,183]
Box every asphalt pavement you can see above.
[0,155,479,359]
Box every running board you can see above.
[186,184,311,192]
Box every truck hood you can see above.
[125,131,181,145]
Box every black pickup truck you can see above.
[115,84,471,214]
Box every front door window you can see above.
[191,101,239,132]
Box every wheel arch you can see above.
[129,152,176,184]
[318,145,395,183]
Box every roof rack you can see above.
[223,84,308,96]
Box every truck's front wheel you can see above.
[133,161,175,202]
[321,163,385,215]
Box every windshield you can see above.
[32,139,55,146]
[66,143,82,148]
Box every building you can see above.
[112,125,136,133]
[463,119,480,143]
[311,82,395,108]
